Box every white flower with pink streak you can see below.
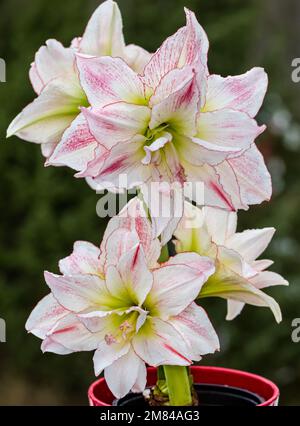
[7,0,150,160]
[26,199,219,398]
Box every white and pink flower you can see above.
[7,0,150,160]
[45,8,270,215]
[174,202,288,322]
[26,200,219,398]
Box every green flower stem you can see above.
[159,243,169,263]
[158,245,193,406]
[163,365,193,406]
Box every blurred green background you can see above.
[0,0,300,405]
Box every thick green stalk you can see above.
[158,243,169,263]
[163,365,193,406]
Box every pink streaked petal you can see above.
[101,229,140,272]
[204,68,268,117]
[44,271,107,312]
[58,241,101,276]
[87,136,150,189]
[227,143,272,202]
[146,252,215,318]
[82,103,150,150]
[142,8,208,94]
[114,244,153,306]
[226,227,275,262]
[25,294,69,339]
[79,0,125,57]
[142,26,187,89]
[76,55,146,108]
[48,112,99,170]
[177,136,241,168]
[150,66,195,106]
[194,109,265,164]
[41,336,73,355]
[216,144,272,208]
[132,317,191,366]
[45,313,100,352]
[99,197,161,271]
[149,71,198,136]
[181,160,237,210]
[169,303,219,360]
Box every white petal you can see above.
[124,44,152,74]
[202,206,237,245]
[93,341,130,376]
[252,259,274,271]
[7,77,84,145]
[80,0,125,57]
[104,348,146,398]
[250,271,289,289]
[145,252,215,318]
[200,262,282,323]
[226,227,275,262]
[226,300,245,321]
[41,337,73,355]
[174,201,213,255]
[140,181,184,245]
[31,39,75,94]
[41,141,57,158]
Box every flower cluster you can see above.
[9,1,288,401]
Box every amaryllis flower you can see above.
[174,202,288,323]
[46,7,269,221]
[7,0,150,161]
[26,200,219,398]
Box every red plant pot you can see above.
[88,366,279,407]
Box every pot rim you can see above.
[88,365,279,407]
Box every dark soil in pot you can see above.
[113,383,264,407]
